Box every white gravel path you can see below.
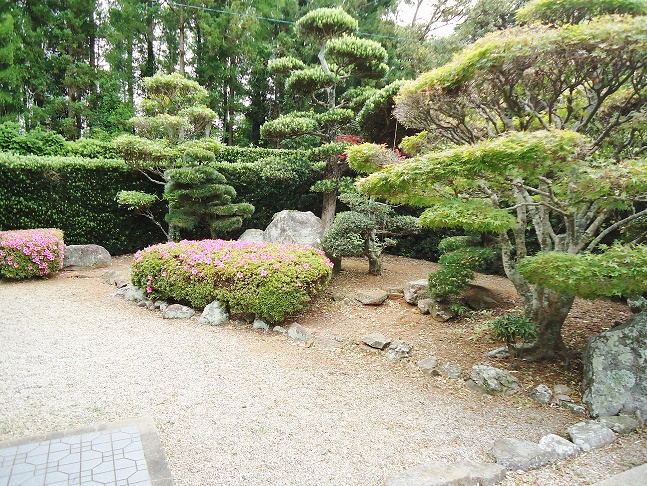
[0,271,644,485]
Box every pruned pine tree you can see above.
[260,8,389,229]
[357,0,647,361]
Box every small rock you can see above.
[553,384,572,395]
[627,294,647,314]
[538,434,581,461]
[238,228,265,242]
[100,270,118,285]
[253,318,270,332]
[114,279,129,289]
[355,289,388,305]
[363,333,391,350]
[464,379,489,394]
[137,300,150,308]
[332,291,345,302]
[561,402,587,415]
[485,346,510,359]
[529,384,553,405]
[288,322,312,342]
[439,362,463,380]
[471,365,521,396]
[462,285,500,310]
[596,415,640,434]
[429,301,457,322]
[491,438,551,471]
[163,304,195,319]
[123,285,145,302]
[417,298,434,314]
[403,279,429,305]
[385,460,507,486]
[386,340,413,361]
[315,335,347,350]
[418,356,439,376]
[552,394,573,406]
[153,300,167,309]
[273,325,286,334]
[199,300,229,326]
[388,289,404,300]
[567,421,616,452]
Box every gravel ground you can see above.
[0,264,645,485]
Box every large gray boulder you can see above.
[238,229,265,242]
[263,210,324,249]
[385,460,506,486]
[582,313,647,419]
[63,244,111,269]
[567,421,615,452]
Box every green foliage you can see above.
[260,114,319,140]
[295,8,358,42]
[325,35,388,67]
[132,240,333,323]
[268,56,307,74]
[357,80,411,143]
[517,244,647,299]
[0,228,65,279]
[116,191,159,211]
[164,165,254,239]
[347,143,401,174]
[489,314,537,347]
[0,153,165,254]
[285,67,337,94]
[517,0,647,25]
[65,138,122,159]
[420,201,518,233]
[428,236,495,301]
[112,134,175,170]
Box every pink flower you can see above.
[237,272,244,278]
[260,269,267,276]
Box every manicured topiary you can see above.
[0,228,65,279]
[132,239,333,323]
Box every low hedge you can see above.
[0,228,65,279]
[132,239,333,323]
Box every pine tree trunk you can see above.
[524,287,575,361]
[366,228,382,275]
[321,191,337,229]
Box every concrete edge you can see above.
[0,416,174,485]
[590,462,647,486]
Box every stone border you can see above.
[0,416,174,485]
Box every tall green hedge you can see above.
[0,153,164,254]
[0,147,322,254]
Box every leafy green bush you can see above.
[132,239,333,323]
[490,314,538,348]
[65,138,121,159]
[0,228,65,279]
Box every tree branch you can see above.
[585,208,647,251]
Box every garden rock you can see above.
[288,322,312,342]
[582,312,647,419]
[567,421,616,452]
[122,285,145,303]
[253,318,270,332]
[470,366,520,396]
[199,300,229,326]
[461,285,500,310]
[163,304,195,319]
[363,333,391,350]
[263,210,324,249]
[529,384,553,405]
[538,434,581,461]
[418,356,439,376]
[627,294,647,314]
[63,244,111,269]
[561,402,586,415]
[417,298,434,314]
[428,301,457,322]
[273,325,286,334]
[553,384,572,395]
[385,460,506,486]
[596,415,640,434]
[100,270,118,285]
[485,346,510,359]
[403,279,429,305]
[386,340,413,361]
[238,229,265,242]
[490,438,551,471]
[439,362,463,380]
[355,289,388,305]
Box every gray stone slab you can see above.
[591,462,647,486]
[0,416,173,486]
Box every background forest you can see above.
[0,0,526,145]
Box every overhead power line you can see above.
[165,1,414,41]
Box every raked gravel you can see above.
[0,269,644,485]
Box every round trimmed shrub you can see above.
[132,239,334,323]
[0,228,65,279]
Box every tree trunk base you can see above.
[516,343,573,366]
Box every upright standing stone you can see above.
[63,244,111,269]
[263,211,324,249]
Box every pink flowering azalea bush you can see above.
[0,228,65,279]
[132,239,334,323]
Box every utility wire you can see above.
[165,1,420,42]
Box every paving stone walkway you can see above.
[0,417,173,486]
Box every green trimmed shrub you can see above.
[489,314,538,348]
[65,138,121,159]
[0,228,65,279]
[132,239,333,323]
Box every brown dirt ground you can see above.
[292,253,632,404]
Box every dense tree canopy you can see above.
[358,1,647,360]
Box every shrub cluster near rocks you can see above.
[0,228,65,279]
[132,239,333,323]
